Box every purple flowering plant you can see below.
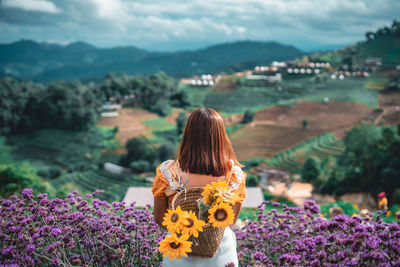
[1,190,400,266]
[0,189,164,266]
[235,200,400,266]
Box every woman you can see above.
[152,107,247,266]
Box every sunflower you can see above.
[162,206,188,234]
[214,187,242,205]
[159,233,192,260]
[208,202,234,228]
[201,180,228,205]
[181,210,206,238]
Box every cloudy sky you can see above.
[0,0,398,51]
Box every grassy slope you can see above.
[266,132,344,173]
[203,77,378,114]
[1,128,147,202]
[318,35,400,90]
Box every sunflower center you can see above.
[214,209,228,221]
[169,242,180,249]
[186,218,194,228]
[171,213,179,222]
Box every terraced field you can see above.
[231,101,374,161]
[231,124,326,160]
[52,169,150,202]
[204,77,379,114]
[6,128,115,170]
[266,132,344,172]
[254,101,374,131]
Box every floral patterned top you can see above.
[152,159,247,205]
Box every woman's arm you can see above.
[232,202,243,225]
[153,197,168,229]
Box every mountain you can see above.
[0,40,304,83]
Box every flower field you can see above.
[1,189,400,266]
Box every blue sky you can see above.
[0,0,398,52]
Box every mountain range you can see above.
[0,40,304,83]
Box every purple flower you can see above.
[51,227,62,237]
[21,188,33,199]
[303,200,320,214]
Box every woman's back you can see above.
[152,108,246,266]
[180,170,226,188]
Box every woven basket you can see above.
[170,187,225,258]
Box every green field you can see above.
[51,168,150,202]
[202,77,379,114]
[266,132,344,173]
[5,128,118,171]
[181,84,213,108]
[142,118,175,131]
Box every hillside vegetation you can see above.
[0,40,303,83]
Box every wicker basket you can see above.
[170,187,225,258]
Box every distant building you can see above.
[180,74,215,87]
[104,162,128,175]
[102,104,122,111]
[365,57,382,66]
[100,112,119,118]
[245,73,282,83]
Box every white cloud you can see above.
[0,0,399,51]
[2,0,60,14]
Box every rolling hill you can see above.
[0,40,304,83]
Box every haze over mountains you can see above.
[0,40,304,83]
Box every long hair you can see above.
[176,107,240,176]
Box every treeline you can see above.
[301,122,400,204]
[365,20,400,41]
[0,78,98,135]
[0,72,190,135]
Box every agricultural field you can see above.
[203,76,379,114]
[97,108,158,145]
[5,128,117,171]
[180,84,212,107]
[51,169,150,202]
[266,132,344,172]
[230,101,374,161]
[0,127,148,203]
[231,123,326,160]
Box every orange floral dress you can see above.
[152,159,247,206]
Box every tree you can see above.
[301,157,320,183]
[176,112,187,136]
[158,142,176,162]
[365,31,375,41]
[241,110,255,124]
[302,120,308,130]
[246,175,260,187]
[0,163,56,199]
[119,137,156,167]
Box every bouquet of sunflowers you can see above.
[159,180,242,260]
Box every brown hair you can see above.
[176,107,240,176]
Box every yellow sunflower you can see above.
[159,234,192,260]
[208,202,234,228]
[181,211,206,238]
[201,180,228,205]
[215,187,242,205]
[162,206,188,234]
